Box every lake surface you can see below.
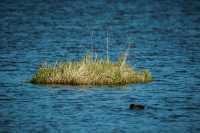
[0,0,200,132]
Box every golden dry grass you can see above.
[31,54,152,85]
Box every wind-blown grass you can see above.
[31,53,153,85]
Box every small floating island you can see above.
[31,53,153,85]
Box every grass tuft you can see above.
[31,53,153,85]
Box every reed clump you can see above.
[31,53,153,85]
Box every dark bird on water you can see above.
[129,104,145,110]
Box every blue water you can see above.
[1,0,200,132]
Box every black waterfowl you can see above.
[129,104,145,110]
